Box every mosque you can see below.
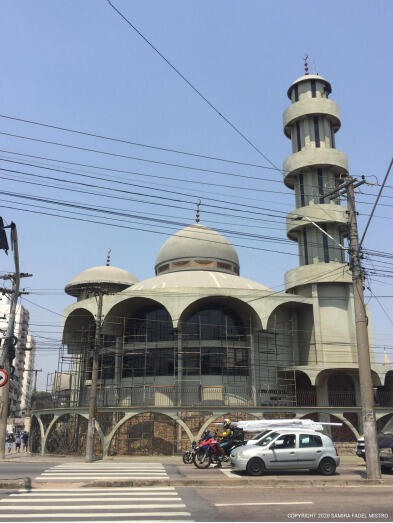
[30,72,393,456]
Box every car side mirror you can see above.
[270,443,276,450]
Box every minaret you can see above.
[283,66,352,293]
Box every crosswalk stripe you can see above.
[39,472,167,475]
[0,513,192,520]
[52,466,166,469]
[10,492,179,497]
[0,503,186,510]
[16,487,176,492]
[2,497,182,502]
[42,468,166,471]
[35,477,168,480]
[51,463,165,467]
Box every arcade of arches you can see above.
[29,407,392,457]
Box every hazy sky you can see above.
[0,0,392,388]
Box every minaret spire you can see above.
[106,249,111,266]
[196,199,201,224]
[304,54,309,75]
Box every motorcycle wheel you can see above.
[182,451,193,464]
[193,449,212,469]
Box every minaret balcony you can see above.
[286,204,348,240]
[285,262,352,291]
[283,148,348,188]
[283,98,341,138]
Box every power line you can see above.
[359,157,393,247]
[0,131,282,183]
[0,114,278,171]
[105,0,279,170]
[0,162,293,217]
[0,203,299,257]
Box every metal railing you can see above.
[47,386,393,410]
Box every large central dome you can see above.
[155,224,240,276]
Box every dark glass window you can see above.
[311,79,316,98]
[122,348,175,378]
[303,230,309,265]
[294,84,299,102]
[330,123,336,148]
[299,173,305,207]
[296,121,301,152]
[124,306,173,342]
[313,117,320,147]
[321,225,329,262]
[201,347,224,375]
[317,168,324,204]
[183,305,245,341]
[299,434,322,447]
[100,354,115,380]
[182,347,200,376]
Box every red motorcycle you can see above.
[193,436,222,469]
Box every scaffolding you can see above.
[49,310,304,410]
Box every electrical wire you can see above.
[105,0,279,170]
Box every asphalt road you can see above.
[0,462,56,480]
[0,485,390,522]
[195,486,393,522]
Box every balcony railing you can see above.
[47,387,393,410]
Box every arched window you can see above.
[182,304,248,377]
[124,306,174,342]
[182,305,245,341]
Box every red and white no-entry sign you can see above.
[0,369,8,387]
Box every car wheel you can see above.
[318,458,336,476]
[246,458,265,476]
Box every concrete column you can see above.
[316,378,332,437]
[249,332,257,406]
[176,329,183,406]
[312,284,324,364]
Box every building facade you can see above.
[20,335,37,416]
[0,298,35,417]
[29,72,393,457]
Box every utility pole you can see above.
[346,179,381,480]
[0,224,31,459]
[86,290,103,462]
[323,177,381,480]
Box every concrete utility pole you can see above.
[0,224,32,459]
[323,177,381,480]
[346,179,381,481]
[86,291,103,462]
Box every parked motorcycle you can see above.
[193,436,245,469]
[193,436,221,469]
[182,441,197,464]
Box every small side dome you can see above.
[65,265,138,299]
[155,224,240,276]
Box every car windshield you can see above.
[257,432,279,447]
[250,430,271,441]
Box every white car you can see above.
[230,429,340,476]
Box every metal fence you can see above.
[48,386,393,409]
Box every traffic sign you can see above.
[0,369,8,387]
